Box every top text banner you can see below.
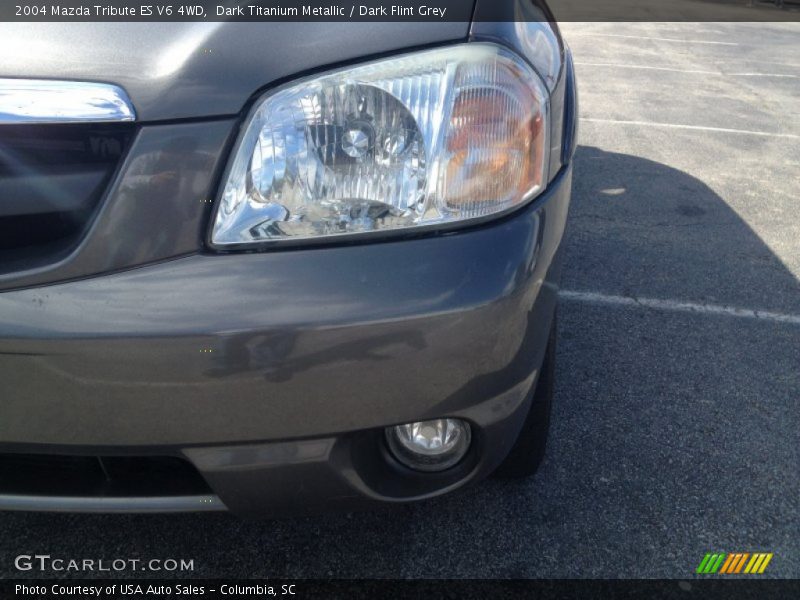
[3,0,799,21]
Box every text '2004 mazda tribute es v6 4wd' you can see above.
[0,1,577,516]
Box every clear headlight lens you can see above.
[212,43,549,245]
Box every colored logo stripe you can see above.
[698,553,773,574]
[727,553,749,574]
[745,553,773,574]
[719,553,736,573]
[696,553,725,574]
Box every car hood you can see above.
[0,21,469,122]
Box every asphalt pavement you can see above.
[2,21,798,579]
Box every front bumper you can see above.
[0,165,571,515]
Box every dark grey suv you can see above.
[0,1,577,516]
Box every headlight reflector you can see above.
[212,43,549,245]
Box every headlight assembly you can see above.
[211,43,549,246]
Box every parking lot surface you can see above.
[2,22,799,578]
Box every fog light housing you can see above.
[385,419,471,472]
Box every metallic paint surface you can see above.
[0,22,470,122]
[0,167,571,449]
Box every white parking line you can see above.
[574,62,718,75]
[560,290,800,326]
[737,59,800,70]
[731,72,800,79]
[574,62,798,79]
[581,118,800,140]
[569,33,739,45]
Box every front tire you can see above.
[494,311,557,478]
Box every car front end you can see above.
[0,1,577,516]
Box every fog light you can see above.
[385,419,471,472]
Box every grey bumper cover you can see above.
[0,166,572,514]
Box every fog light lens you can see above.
[386,419,471,472]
